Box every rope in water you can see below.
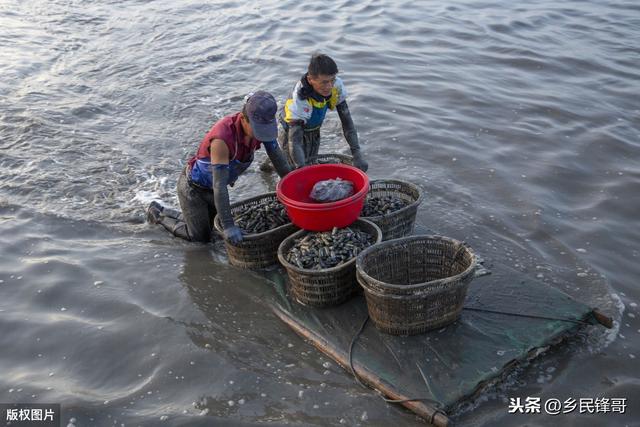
[462,306,592,325]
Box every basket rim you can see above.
[356,234,477,291]
[213,192,295,241]
[277,218,382,275]
[313,152,353,162]
[360,179,424,220]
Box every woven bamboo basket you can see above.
[360,179,423,241]
[277,219,382,308]
[214,192,298,269]
[308,153,354,166]
[356,235,477,335]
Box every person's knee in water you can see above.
[147,91,292,243]
[279,53,369,172]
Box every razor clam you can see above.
[233,199,290,234]
[285,226,375,270]
[361,195,409,217]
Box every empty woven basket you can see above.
[356,235,477,335]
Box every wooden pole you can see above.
[592,309,613,329]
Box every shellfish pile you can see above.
[234,200,289,234]
[361,195,408,217]
[286,227,374,270]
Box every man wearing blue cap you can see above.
[146,91,291,243]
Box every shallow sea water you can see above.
[1,0,639,425]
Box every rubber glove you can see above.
[351,149,369,173]
[212,165,243,244]
[287,122,306,169]
[264,140,292,177]
[337,101,368,172]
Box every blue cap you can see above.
[244,91,278,142]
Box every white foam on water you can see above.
[594,293,625,350]
[131,190,163,206]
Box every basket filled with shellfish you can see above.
[360,179,423,241]
[214,192,298,268]
[277,218,382,307]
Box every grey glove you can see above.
[223,225,243,244]
[212,165,243,244]
[264,141,292,177]
[336,101,367,172]
[288,122,306,169]
[351,149,369,173]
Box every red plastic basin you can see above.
[276,164,369,231]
